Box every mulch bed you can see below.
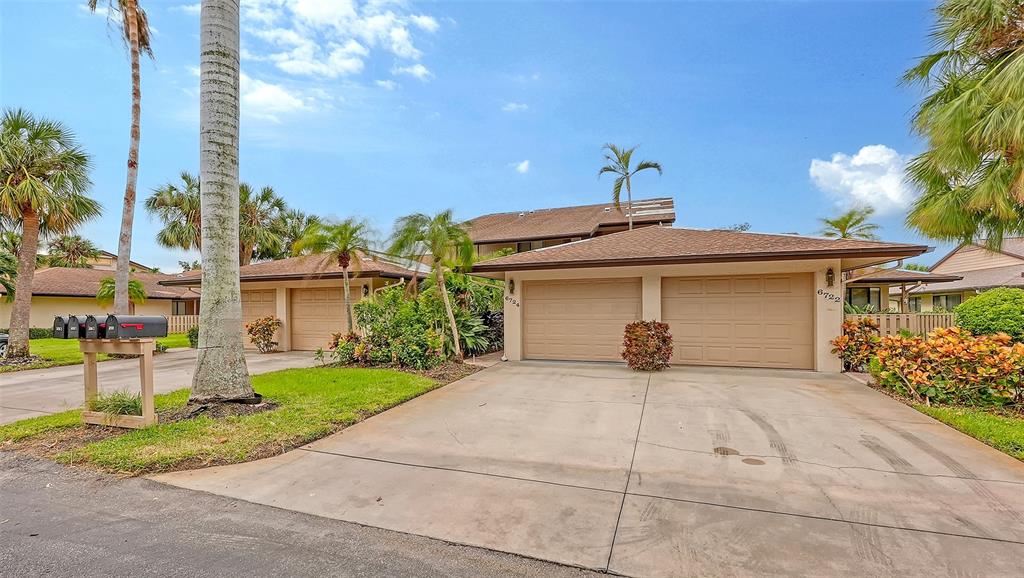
[324,359,482,385]
[0,355,45,369]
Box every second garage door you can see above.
[522,278,642,361]
[241,290,277,349]
[662,274,814,369]
[289,287,354,351]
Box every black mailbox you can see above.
[83,315,107,339]
[53,316,69,339]
[67,314,97,339]
[103,315,168,339]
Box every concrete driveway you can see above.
[0,349,317,424]
[153,362,1024,576]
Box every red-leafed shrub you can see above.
[831,317,881,372]
[245,316,282,354]
[622,321,673,371]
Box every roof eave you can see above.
[159,269,419,287]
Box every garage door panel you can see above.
[241,290,277,349]
[290,286,358,351]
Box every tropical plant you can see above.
[46,234,100,268]
[819,207,880,240]
[90,0,153,314]
[389,210,474,359]
[178,259,200,271]
[955,288,1024,341]
[622,321,673,371]
[0,108,98,358]
[903,0,1024,248]
[97,276,145,307]
[0,249,15,301]
[352,285,446,369]
[244,316,282,353]
[294,218,375,333]
[904,263,931,272]
[147,171,202,251]
[190,0,254,402]
[598,144,663,230]
[831,317,881,372]
[275,208,321,259]
[238,183,286,266]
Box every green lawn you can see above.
[915,405,1024,461]
[0,333,191,373]
[0,367,438,475]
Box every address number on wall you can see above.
[817,288,842,303]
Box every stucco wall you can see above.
[0,297,173,330]
[502,259,844,372]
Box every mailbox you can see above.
[53,316,69,339]
[67,314,98,339]
[83,315,107,339]
[103,315,168,339]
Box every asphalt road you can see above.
[0,453,598,578]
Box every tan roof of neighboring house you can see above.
[472,227,929,272]
[0,267,198,300]
[466,197,676,244]
[904,264,1024,294]
[847,269,962,285]
[160,254,422,286]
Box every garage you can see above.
[662,274,814,369]
[289,287,353,351]
[522,278,641,361]
[241,290,277,349]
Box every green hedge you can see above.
[0,328,53,339]
[955,288,1024,341]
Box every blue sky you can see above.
[1,1,945,272]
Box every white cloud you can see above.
[240,73,312,122]
[410,14,439,33]
[375,79,399,90]
[513,160,530,174]
[392,63,432,81]
[172,3,201,16]
[502,102,528,113]
[809,144,916,215]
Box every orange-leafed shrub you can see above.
[830,317,881,372]
[622,321,673,371]
[245,316,282,354]
[874,327,1024,407]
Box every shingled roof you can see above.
[160,254,422,286]
[846,268,963,285]
[904,264,1024,294]
[0,268,198,300]
[466,197,675,244]
[472,227,929,272]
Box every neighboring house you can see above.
[466,197,675,255]
[472,226,927,372]
[84,250,157,273]
[843,268,963,312]
[0,268,199,329]
[160,254,420,351]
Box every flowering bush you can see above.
[830,317,881,371]
[874,327,1024,407]
[622,321,673,371]
[245,316,282,354]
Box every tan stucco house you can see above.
[473,226,928,373]
[160,254,420,351]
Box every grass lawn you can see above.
[0,367,441,475]
[0,333,190,374]
[915,405,1024,461]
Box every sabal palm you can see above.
[238,183,286,266]
[389,210,473,359]
[294,218,375,333]
[0,108,97,358]
[97,276,146,307]
[47,234,100,268]
[0,250,15,302]
[819,207,880,240]
[903,0,1024,247]
[598,144,663,230]
[279,209,321,258]
[89,0,154,314]
[146,171,202,251]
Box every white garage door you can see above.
[289,287,357,351]
[661,274,814,369]
[522,278,642,361]
[241,290,277,349]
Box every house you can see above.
[160,254,421,351]
[471,226,928,372]
[843,268,963,312]
[84,250,158,273]
[466,197,675,255]
[0,267,199,329]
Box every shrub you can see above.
[89,389,143,416]
[352,285,448,369]
[955,288,1024,341]
[186,325,199,348]
[622,321,673,371]
[830,317,880,372]
[245,316,282,354]
[2,328,52,339]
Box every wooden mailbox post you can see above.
[81,338,157,429]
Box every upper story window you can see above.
[516,240,544,252]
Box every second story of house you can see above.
[465,197,676,255]
[929,238,1024,274]
[84,251,158,273]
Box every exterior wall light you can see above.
[362,285,370,297]
[826,268,835,288]
[508,279,516,295]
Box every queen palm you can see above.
[238,183,286,266]
[294,218,374,333]
[0,109,98,358]
[191,0,254,402]
[598,144,663,230]
[97,276,145,308]
[819,207,880,240]
[389,210,473,360]
[89,0,154,315]
[47,234,101,268]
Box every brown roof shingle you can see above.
[467,197,675,244]
[0,268,198,300]
[472,227,929,272]
[160,254,421,286]
[906,264,1024,294]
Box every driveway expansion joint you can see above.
[605,372,652,572]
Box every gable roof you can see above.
[928,238,1024,271]
[466,197,675,244]
[0,268,197,300]
[846,268,963,285]
[472,227,929,272]
[906,264,1024,294]
[160,254,422,286]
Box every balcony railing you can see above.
[845,313,956,336]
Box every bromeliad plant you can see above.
[245,316,282,354]
[830,317,881,372]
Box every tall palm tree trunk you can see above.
[341,267,354,334]
[114,0,142,315]
[191,0,254,402]
[6,208,40,359]
[625,176,633,230]
[436,269,463,359]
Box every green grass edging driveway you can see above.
[915,405,1024,461]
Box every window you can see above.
[908,297,922,313]
[172,300,194,315]
[515,240,543,253]
[932,293,962,311]
[845,287,881,310]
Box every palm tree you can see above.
[146,171,202,251]
[190,0,254,402]
[294,218,375,333]
[97,276,145,308]
[0,109,98,358]
[0,250,16,302]
[279,209,321,258]
[89,0,154,315]
[598,144,663,230]
[238,183,286,266]
[46,234,100,268]
[819,207,880,240]
[903,0,1024,248]
[389,210,473,359]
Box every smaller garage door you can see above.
[241,290,277,349]
[522,278,642,361]
[290,287,357,351]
